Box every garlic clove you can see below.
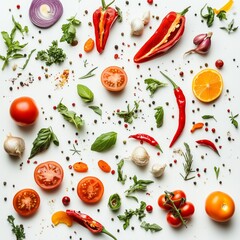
[142,11,150,26]
[131,18,145,36]
[131,146,150,166]
[3,134,25,158]
[151,163,167,177]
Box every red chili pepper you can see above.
[66,210,117,240]
[93,0,121,54]
[129,133,163,152]
[134,6,190,63]
[160,71,186,148]
[196,139,220,156]
[190,122,204,133]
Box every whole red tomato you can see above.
[10,96,39,126]
[179,202,195,218]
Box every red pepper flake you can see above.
[124,123,128,128]
[79,53,82,58]
[16,4,20,9]
[204,168,207,173]
[179,71,184,77]
[174,159,177,164]
[197,173,201,177]
[114,53,119,59]
[111,169,115,175]
[38,76,41,81]
[33,161,38,164]
[72,103,76,107]
[157,152,161,156]
[147,0,153,4]
[68,165,72,169]
[205,127,209,132]
[53,106,57,110]
[211,128,216,133]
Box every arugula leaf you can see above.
[60,15,81,44]
[57,101,84,130]
[29,127,59,159]
[140,221,162,232]
[229,112,239,128]
[154,106,164,128]
[77,84,94,103]
[117,159,127,184]
[36,40,66,66]
[91,132,117,152]
[220,19,238,34]
[144,78,167,96]
[7,215,26,240]
[88,105,102,116]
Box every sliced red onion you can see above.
[29,0,63,28]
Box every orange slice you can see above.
[51,211,73,227]
[192,68,223,103]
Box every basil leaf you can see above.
[77,84,94,103]
[89,105,102,116]
[91,131,117,152]
[57,101,84,130]
[154,106,164,128]
[117,159,127,184]
[144,78,167,96]
[140,221,162,232]
[29,127,59,159]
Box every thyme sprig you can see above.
[79,66,98,79]
[180,143,195,181]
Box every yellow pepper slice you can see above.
[51,211,73,227]
[213,0,234,14]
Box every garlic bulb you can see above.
[142,11,150,25]
[3,134,25,157]
[151,163,167,177]
[131,18,145,36]
[131,146,150,166]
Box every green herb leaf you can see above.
[60,15,81,44]
[214,166,220,179]
[229,112,239,128]
[180,143,195,181]
[79,67,98,79]
[57,101,84,130]
[144,78,167,96]
[7,215,26,240]
[108,193,121,211]
[116,6,123,22]
[12,16,28,35]
[220,19,238,34]
[217,10,227,21]
[154,106,164,128]
[202,115,217,121]
[77,84,94,103]
[36,40,66,66]
[200,4,215,27]
[20,49,36,70]
[89,105,102,116]
[117,159,127,184]
[140,221,162,232]
[91,131,117,152]
[29,127,59,159]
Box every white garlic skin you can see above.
[131,18,145,36]
[131,146,150,166]
[151,163,167,177]
[142,11,150,26]
[3,134,25,158]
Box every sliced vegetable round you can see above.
[108,193,121,211]
[101,66,128,92]
[13,188,40,217]
[77,176,104,204]
[29,0,63,28]
[34,161,64,190]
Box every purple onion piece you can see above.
[29,0,63,28]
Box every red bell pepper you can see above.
[93,0,122,54]
[134,6,190,63]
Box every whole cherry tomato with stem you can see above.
[166,211,183,228]
[179,202,195,218]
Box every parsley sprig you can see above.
[7,215,26,240]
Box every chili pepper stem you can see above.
[156,144,163,153]
[160,71,178,89]
[102,227,117,240]
[179,6,191,16]
[102,0,115,10]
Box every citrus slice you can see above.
[192,68,223,103]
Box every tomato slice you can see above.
[77,176,104,204]
[13,188,40,217]
[34,161,64,190]
[101,66,128,92]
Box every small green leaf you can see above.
[89,105,102,116]
[117,159,127,184]
[77,84,94,103]
[214,166,220,180]
[144,78,167,96]
[91,132,117,152]
[140,221,162,232]
[154,106,164,128]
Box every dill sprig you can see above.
[180,143,195,181]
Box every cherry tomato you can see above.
[62,196,71,206]
[34,161,64,191]
[158,194,172,210]
[205,191,235,222]
[146,205,153,213]
[13,188,40,217]
[10,96,39,126]
[215,59,224,69]
[166,211,182,228]
[77,176,104,204]
[171,190,186,208]
[179,202,195,218]
[101,66,128,92]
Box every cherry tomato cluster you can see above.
[158,190,195,228]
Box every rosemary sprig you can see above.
[180,143,195,181]
[79,66,98,79]
[69,144,81,155]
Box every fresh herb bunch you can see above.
[60,15,81,44]
[180,143,195,181]
[36,40,66,66]
[0,16,28,70]
[229,112,239,128]
[29,127,59,159]
[144,78,167,96]
[7,215,26,240]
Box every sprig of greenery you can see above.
[144,78,167,96]
[229,112,239,128]
[79,67,98,79]
[69,144,81,155]
[20,49,36,70]
[220,19,238,34]
[180,143,195,181]
[200,4,215,27]
[7,215,26,240]
[202,115,217,121]
[117,159,127,184]
[217,10,227,21]
[29,127,59,159]
[116,101,140,124]
[140,221,162,232]
[125,175,154,202]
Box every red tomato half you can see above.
[13,188,40,217]
[77,176,104,204]
[10,96,39,126]
[34,161,64,190]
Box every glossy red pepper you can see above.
[129,133,163,152]
[66,210,117,239]
[93,0,121,54]
[134,6,190,63]
[160,71,186,148]
[196,139,220,156]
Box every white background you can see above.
[1,0,240,239]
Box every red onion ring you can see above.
[29,0,63,28]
